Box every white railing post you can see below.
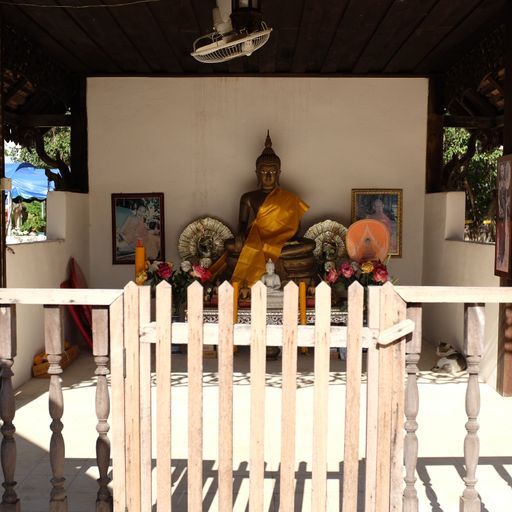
[44,305,68,512]
[403,304,422,512]
[218,281,234,511]
[109,294,126,512]
[156,282,172,512]
[249,281,267,512]
[342,281,364,512]
[187,281,204,510]
[92,306,112,512]
[139,286,152,512]
[279,282,299,512]
[365,286,380,512]
[460,303,484,512]
[311,282,331,512]
[123,282,141,512]
[0,304,19,512]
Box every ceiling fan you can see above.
[191,0,272,64]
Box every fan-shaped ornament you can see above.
[178,217,233,268]
[303,220,349,262]
[346,219,390,263]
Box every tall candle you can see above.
[232,281,239,323]
[299,281,307,325]
[135,238,146,280]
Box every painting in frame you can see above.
[111,192,165,265]
[351,188,403,257]
[495,155,512,277]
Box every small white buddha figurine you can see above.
[261,259,283,308]
[261,259,281,290]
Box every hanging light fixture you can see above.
[191,0,272,64]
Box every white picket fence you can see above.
[0,282,508,511]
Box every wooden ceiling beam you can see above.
[462,88,497,116]
[443,113,504,129]
[484,73,504,96]
[3,5,90,74]
[4,112,72,127]
[291,0,322,73]
[321,0,393,73]
[386,0,482,73]
[4,77,29,103]
[354,0,438,73]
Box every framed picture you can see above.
[351,188,403,257]
[495,155,512,277]
[111,193,165,265]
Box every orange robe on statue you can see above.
[232,188,309,286]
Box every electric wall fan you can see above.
[191,0,272,64]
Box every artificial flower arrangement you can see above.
[322,257,390,306]
[136,259,212,315]
[325,258,389,288]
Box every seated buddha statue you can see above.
[225,131,316,285]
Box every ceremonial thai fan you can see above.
[346,219,390,263]
[303,219,348,260]
[178,217,233,264]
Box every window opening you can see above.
[442,127,501,243]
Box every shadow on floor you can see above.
[150,456,512,512]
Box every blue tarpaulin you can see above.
[5,162,59,201]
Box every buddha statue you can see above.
[225,132,316,285]
[260,259,281,290]
[261,258,284,309]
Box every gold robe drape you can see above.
[232,188,309,285]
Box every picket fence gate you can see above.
[112,280,416,512]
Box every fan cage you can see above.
[191,26,272,63]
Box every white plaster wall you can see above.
[88,77,428,289]
[6,192,90,389]
[422,192,499,386]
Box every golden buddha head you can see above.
[255,131,281,190]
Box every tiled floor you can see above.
[10,345,512,511]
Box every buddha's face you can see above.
[256,163,280,191]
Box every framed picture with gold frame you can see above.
[495,155,512,277]
[111,192,165,264]
[351,188,403,257]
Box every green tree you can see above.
[443,127,501,242]
[20,201,46,234]
[6,127,70,167]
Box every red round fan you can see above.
[346,219,390,263]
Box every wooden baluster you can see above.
[460,303,484,512]
[279,282,298,512]
[44,305,68,512]
[138,286,152,512]
[403,304,422,512]
[375,284,394,512]
[365,287,380,512]
[92,307,112,512]
[188,282,204,511]
[390,292,406,512]
[342,282,364,512]
[218,282,234,511]
[0,304,20,511]
[311,282,331,512]
[124,282,141,512]
[249,281,266,512]
[109,295,126,512]
[156,282,172,512]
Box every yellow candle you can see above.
[299,281,307,325]
[135,239,146,280]
[232,281,239,323]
